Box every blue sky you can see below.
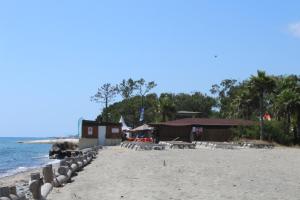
[0,0,299,137]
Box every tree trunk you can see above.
[105,97,108,122]
[259,93,264,140]
[162,111,166,122]
[287,111,291,134]
[293,125,297,145]
[297,112,300,144]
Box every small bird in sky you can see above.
[214,55,218,58]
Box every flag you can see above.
[139,107,144,122]
[263,113,271,121]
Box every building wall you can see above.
[82,125,98,138]
[81,123,121,139]
[199,127,233,141]
[78,138,98,149]
[105,139,122,146]
[80,120,122,146]
[105,125,121,139]
[158,125,234,142]
[158,126,192,141]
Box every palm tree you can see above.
[159,93,176,122]
[249,70,276,140]
[274,75,300,143]
[231,86,257,120]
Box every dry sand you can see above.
[45,146,300,200]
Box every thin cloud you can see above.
[288,22,300,38]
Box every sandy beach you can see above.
[44,146,300,200]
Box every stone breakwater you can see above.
[0,146,101,200]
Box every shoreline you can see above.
[0,160,60,185]
[0,160,60,198]
[0,166,41,186]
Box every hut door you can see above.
[98,126,106,145]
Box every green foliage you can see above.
[91,83,118,104]
[212,72,300,145]
[210,79,238,118]
[174,92,216,117]
[102,95,141,127]
[159,93,176,121]
[232,125,260,140]
[249,70,276,96]
[100,91,216,127]
[232,121,293,145]
[117,78,138,99]
[136,78,157,96]
[264,120,293,145]
[92,73,300,145]
[91,83,118,121]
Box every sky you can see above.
[0,0,299,137]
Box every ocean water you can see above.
[0,137,57,178]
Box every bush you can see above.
[264,120,293,145]
[232,120,293,145]
[232,125,260,140]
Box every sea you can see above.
[0,137,59,178]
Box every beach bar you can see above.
[78,120,122,149]
[151,118,254,142]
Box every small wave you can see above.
[48,159,60,165]
[0,166,38,178]
[32,155,49,159]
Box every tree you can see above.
[210,79,238,118]
[91,83,118,122]
[273,75,300,143]
[159,93,176,121]
[117,78,138,99]
[135,79,157,123]
[103,94,159,127]
[136,79,157,97]
[230,82,259,120]
[174,92,216,117]
[249,70,276,140]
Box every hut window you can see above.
[88,127,93,135]
[112,128,119,134]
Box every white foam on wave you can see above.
[48,159,60,165]
[32,155,49,159]
[0,158,60,178]
[0,166,37,178]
